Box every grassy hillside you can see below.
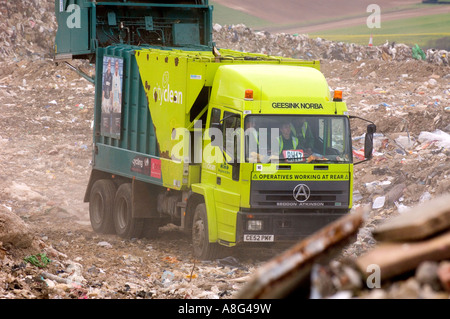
[211,1,450,49]
[310,12,450,49]
[210,2,271,28]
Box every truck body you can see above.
[54,0,375,259]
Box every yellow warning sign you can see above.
[252,173,349,181]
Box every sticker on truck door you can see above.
[131,156,161,179]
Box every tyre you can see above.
[113,183,144,238]
[89,179,116,234]
[192,203,224,260]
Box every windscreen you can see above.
[244,115,352,163]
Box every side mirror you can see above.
[364,124,376,160]
[349,115,376,165]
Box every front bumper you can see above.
[236,209,349,243]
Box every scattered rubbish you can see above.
[415,261,441,291]
[278,195,450,299]
[217,256,246,270]
[372,194,450,242]
[66,262,86,284]
[418,130,450,149]
[372,196,385,209]
[395,135,414,149]
[41,272,73,285]
[161,270,175,286]
[162,256,179,263]
[353,190,363,202]
[427,78,438,87]
[97,241,113,249]
[1,204,12,212]
[395,201,410,214]
[384,183,406,206]
[214,24,450,66]
[438,262,450,292]
[412,44,426,61]
[23,253,51,268]
[419,191,432,203]
[357,230,450,282]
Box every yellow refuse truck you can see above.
[54,1,375,260]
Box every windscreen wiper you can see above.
[307,159,334,163]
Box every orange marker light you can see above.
[245,89,253,101]
[333,90,343,102]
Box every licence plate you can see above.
[244,234,274,242]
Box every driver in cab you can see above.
[279,121,299,154]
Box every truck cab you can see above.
[189,63,360,258]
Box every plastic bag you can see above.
[412,44,426,60]
[418,130,450,149]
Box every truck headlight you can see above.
[247,220,263,231]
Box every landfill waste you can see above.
[412,44,426,61]
[239,195,450,299]
[0,0,56,61]
[418,129,450,149]
[213,24,450,66]
[23,253,51,268]
[0,1,449,68]
[0,1,450,300]
[372,196,385,209]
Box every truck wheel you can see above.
[113,183,144,238]
[89,179,116,234]
[192,203,223,260]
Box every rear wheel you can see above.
[113,183,144,238]
[89,179,116,234]
[192,203,224,260]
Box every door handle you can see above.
[216,177,221,185]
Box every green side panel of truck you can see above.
[91,45,165,186]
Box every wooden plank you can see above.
[235,208,366,299]
[356,231,450,281]
[372,194,450,242]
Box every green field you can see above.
[210,1,450,50]
[310,12,450,49]
[210,2,271,28]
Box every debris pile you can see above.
[237,195,450,299]
[351,127,450,213]
[1,0,448,67]
[313,194,450,299]
[0,0,56,61]
[213,23,449,66]
[1,202,256,299]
